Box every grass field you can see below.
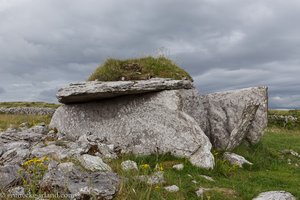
[0,114,52,131]
[0,108,299,199]
[110,127,300,200]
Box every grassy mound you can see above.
[88,56,193,82]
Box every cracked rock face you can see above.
[40,161,119,200]
[201,87,268,150]
[50,89,215,169]
[57,78,193,104]
[0,165,21,189]
[0,125,120,198]
[0,125,47,166]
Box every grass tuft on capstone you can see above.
[88,56,193,82]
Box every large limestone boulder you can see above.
[201,87,268,150]
[57,78,193,104]
[50,89,214,169]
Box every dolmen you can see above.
[50,78,268,169]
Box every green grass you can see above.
[88,56,193,82]
[0,102,60,109]
[109,128,300,199]
[0,114,52,131]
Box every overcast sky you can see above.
[0,0,299,108]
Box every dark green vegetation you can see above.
[0,102,60,109]
[0,108,299,199]
[88,56,193,81]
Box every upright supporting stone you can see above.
[201,87,268,150]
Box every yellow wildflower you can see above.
[141,164,150,169]
[32,157,42,163]
[42,156,49,161]
[37,163,46,168]
[23,159,33,167]
[155,164,164,171]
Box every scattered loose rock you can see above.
[147,171,165,185]
[121,160,138,171]
[195,187,206,197]
[282,149,300,158]
[78,154,112,172]
[164,185,179,192]
[223,152,253,168]
[172,163,184,171]
[200,175,215,182]
[196,187,238,198]
[253,191,296,200]
[77,133,118,159]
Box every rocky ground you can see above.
[0,122,298,199]
[0,123,120,199]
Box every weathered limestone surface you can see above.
[50,89,215,169]
[0,125,121,198]
[40,161,119,200]
[252,191,296,200]
[0,125,46,166]
[201,87,268,150]
[223,152,253,168]
[57,78,193,104]
[0,165,21,189]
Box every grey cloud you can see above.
[0,0,299,108]
[0,87,5,94]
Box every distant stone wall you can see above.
[268,115,298,122]
[0,107,57,115]
[268,114,298,128]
